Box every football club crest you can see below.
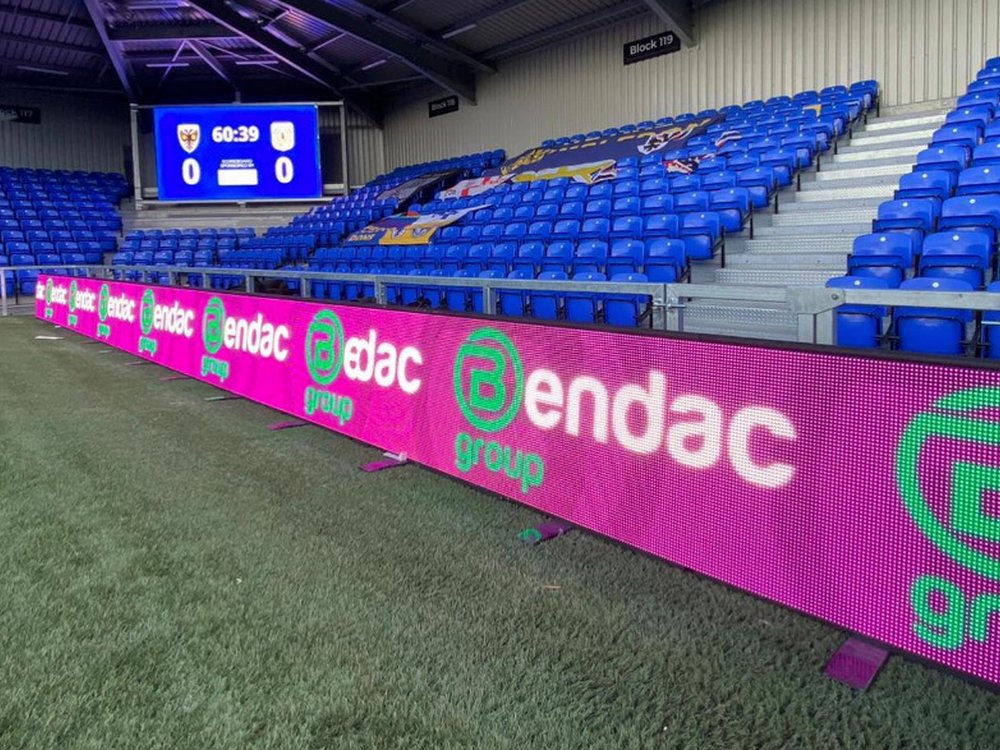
[177,123,200,154]
[270,121,295,152]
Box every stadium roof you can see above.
[0,0,721,123]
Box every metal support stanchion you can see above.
[482,282,496,315]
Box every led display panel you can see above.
[36,275,1000,687]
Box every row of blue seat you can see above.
[538,81,877,146]
[849,231,997,288]
[124,227,253,240]
[307,268,649,328]
[308,238,689,280]
[828,276,1000,357]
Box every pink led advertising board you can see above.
[36,274,1000,686]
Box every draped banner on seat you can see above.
[491,114,724,184]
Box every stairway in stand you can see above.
[680,100,953,341]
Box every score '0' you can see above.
[182,158,201,186]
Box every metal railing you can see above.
[7,264,1000,349]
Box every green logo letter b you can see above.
[453,328,524,433]
[203,297,225,354]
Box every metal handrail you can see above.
[9,264,1000,348]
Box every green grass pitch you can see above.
[1,315,999,748]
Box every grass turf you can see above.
[1,315,999,749]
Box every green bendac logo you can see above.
[305,309,345,385]
[203,297,225,354]
[140,289,156,335]
[137,288,158,355]
[898,387,1000,650]
[44,277,53,305]
[200,296,229,381]
[453,328,524,433]
[452,327,541,494]
[303,310,352,425]
[68,280,78,313]
[98,284,110,322]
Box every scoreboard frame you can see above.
[130,100,349,207]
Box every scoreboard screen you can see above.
[153,104,322,202]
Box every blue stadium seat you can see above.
[709,188,751,232]
[585,199,611,218]
[488,242,518,273]
[464,243,491,273]
[847,233,918,287]
[939,195,1000,237]
[499,269,532,316]
[446,270,476,312]
[946,105,994,128]
[573,240,608,274]
[542,241,575,273]
[580,217,610,240]
[566,272,604,323]
[918,231,993,288]
[643,213,679,239]
[529,271,568,320]
[607,240,645,276]
[611,215,644,241]
[552,219,581,243]
[645,239,687,282]
[527,221,553,243]
[536,202,560,220]
[956,166,1000,196]
[894,278,974,355]
[641,194,674,215]
[680,212,723,260]
[973,140,1000,166]
[675,191,711,213]
[826,275,889,348]
[472,269,505,313]
[605,273,649,327]
[503,222,528,243]
[513,242,545,273]
[612,196,641,217]
[915,145,970,174]
[896,170,955,201]
[736,167,777,208]
[872,199,939,236]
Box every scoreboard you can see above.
[153,104,322,202]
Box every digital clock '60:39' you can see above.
[211,125,260,144]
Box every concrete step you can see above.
[771,210,874,229]
[833,143,927,164]
[750,221,870,236]
[775,196,883,214]
[820,152,917,172]
[837,135,930,155]
[864,110,954,133]
[801,173,901,191]
[812,163,910,182]
[714,268,835,286]
[850,126,936,147]
[725,252,846,268]
[794,183,896,201]
[731,235,856,253]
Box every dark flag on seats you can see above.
[489,114,724,185]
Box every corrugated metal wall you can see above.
[346,107,385,187]
[383,0,1000,168]
[0,87,130,174]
